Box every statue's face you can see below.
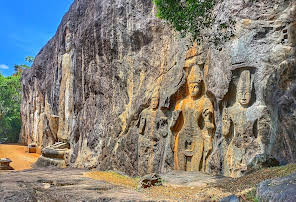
[65,32,72,53]
[189,81,201,98]
[238,89,250,106]
[151,96,159,110]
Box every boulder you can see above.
[219,195,240,202]
[257,172,296,202]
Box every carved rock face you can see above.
[20,0,296,177]
[238,91,250,106]
[151,96,159,110]
[237,70,251,107]
[189,82,201,98]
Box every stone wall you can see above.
[20,0,296,177]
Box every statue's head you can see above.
[151,89,160,110]
[64,27,72,53]
[237,70,251,107]
[188,66,203,98]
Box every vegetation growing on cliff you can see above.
[153,0,235,45]
[0,57,34,143]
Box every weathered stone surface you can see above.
[20,0,296,177]
[257,172,296,202]
[0,168,152,201]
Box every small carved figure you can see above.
[138,89,168,175]
[170,66,215,172]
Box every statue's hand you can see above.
[202,108,211,120]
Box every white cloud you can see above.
[0,64,9,69]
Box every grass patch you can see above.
[142,185,230,201]
[84,171,138,189]
[243,188,259,202]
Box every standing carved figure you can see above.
[57,24,74,143]
[222,70,255,177]
[170,66,214,172]
[138,89,168,175]
[35,24,73,168]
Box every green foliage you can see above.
[153,0,235,45]
[244,188,259,202]
[14,56,34,74]
[0,73,21,143]
[25,56,34,64]
[0,56,33,143]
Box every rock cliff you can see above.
[20,0,296,177]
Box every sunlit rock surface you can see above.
[20,0,296,177]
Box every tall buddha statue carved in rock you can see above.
[170,66,215,172]
[34,24,73,168]
[57,25,74,143]
[222,70,255,177]
[138,89,168,176]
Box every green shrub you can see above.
[153,0,235,45]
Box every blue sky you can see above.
[0,0,74,76]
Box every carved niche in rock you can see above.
[222,69,264,178]
[170,66,215,172]
[57,23,74,143]
[138,89,169,176]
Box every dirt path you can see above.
[0,144,40,171]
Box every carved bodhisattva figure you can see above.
[222,70,255,177]
[138,89,168,176]
[170,67,215,172]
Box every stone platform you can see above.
[0,158,13,170]
[34,142,69,168]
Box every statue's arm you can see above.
[138,113,146,135]
[169,110,181,131]
[222,108,231,137]
[202,100,215,132]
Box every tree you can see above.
[0,56,34,143]
[25,56,34,64]
[0,73,21,143]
